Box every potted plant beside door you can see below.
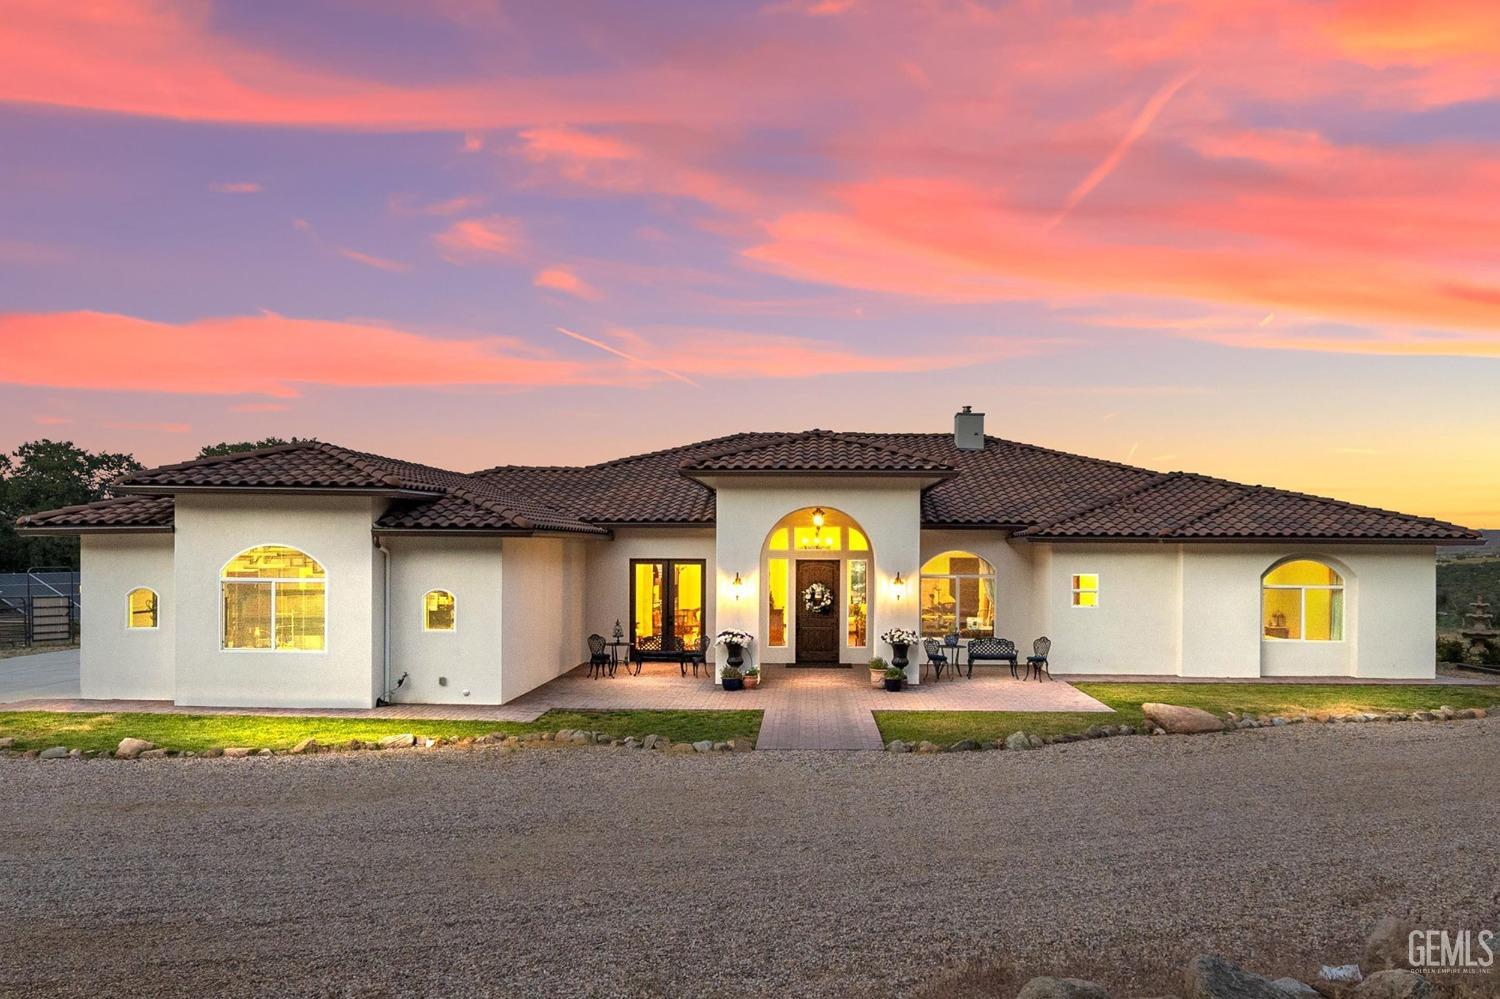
[881,628,919,673]
[714,629,754,690]
[866,656,888,688]
[883,664,907,692]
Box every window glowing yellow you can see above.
[221,545,325,651]
[633,562,663,644]
[1263,560,1343,641]
[1070,573,1099,608]
[673,562,704,648]
[920,551,996,638]
[127,587,157,629]
[794,526,841,550]
[847,559,868,646]
[424,589,456,631]
[768,527,789,550]
[847,527,869,551]
[767,558,789,647]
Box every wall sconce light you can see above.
[892,572,906,600]
[731,571,744,600]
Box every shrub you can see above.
[1437,637,1468,663]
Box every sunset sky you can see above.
[1,1,1496,526]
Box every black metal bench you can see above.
[630,636,710,677]
[965,637,1019,678]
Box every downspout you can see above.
[376,538,393,703]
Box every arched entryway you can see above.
[761,506,874,665]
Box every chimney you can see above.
[954,405,985,450]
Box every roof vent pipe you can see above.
[954,406,985,450]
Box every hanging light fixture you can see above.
[811,507,825,528]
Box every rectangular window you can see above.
[630,559,706,650]
[847,559,867,647]
[274,581,327,651]
[768,558,789,647]
[223,581,273,650]
[1263,587,1343,641]
[792,525,841,551]
[1071,573,1099,608]
[921,576,956,636]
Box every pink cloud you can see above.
[0,310,598,396]
[388,193,486,217]
[32,415,71,426]
[337,248,411,273]
[434,216,524,262]
[230,402,291,413]
[534,266,602,301]
[209,181,262,194]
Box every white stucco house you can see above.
[19,410,1475,709]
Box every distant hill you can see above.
[1439,529,1500,561]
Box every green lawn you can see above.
[873,682,1500,745]
[0,708,762,755]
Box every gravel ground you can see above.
[2,721,1497,999]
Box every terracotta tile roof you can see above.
[18,433,1477,543]
[16,495,174,532]
[683,430,956,476]
[1025,472,1476,542]
[117,442,452,494]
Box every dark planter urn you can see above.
[722,676,745,692]
[884,676,903,692]
[890,642,910,670]
[724,642,745,669]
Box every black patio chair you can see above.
[587,633,612,678]
[683,635,710,678]
[921,637,953,681]
[1025,637,1052,681]
[966,637,1019,678]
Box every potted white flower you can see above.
[880,628,919,673]
[714,629,754,672]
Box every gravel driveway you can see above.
[3,721,1496,998]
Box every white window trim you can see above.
[125,586,159,631]
[1261,583,1346,643]
[422,588,458,633]
[1070,573,1100,609]
[218,544,329,655]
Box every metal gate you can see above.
[0,568,80,647]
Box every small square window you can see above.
[1071,573,1099,608]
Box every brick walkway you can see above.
[0,663,1111,751]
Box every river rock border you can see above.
[0,730,758,761]
[885,703,1489,753]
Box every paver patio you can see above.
[0,659,1112,751]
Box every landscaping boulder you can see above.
[139,748,169,759]
[0,737,13,749]
[115,738,157,760]
[1363,917,1415,972]
[1352,970,1433,999]
[916,741,940,753]
[729,738,754,752]
[1271,978,1318,996]
[378,733,416,749]
[949,739,978,752]
[668,742,696,755]
[1005,731,1031,751]
[291,738,321,755]
[38,746,69,760]
[642,734,661,750]
[1184,954,1290,998]
[199,748,224,758]
[692,740,714,753]
[222,747,255,758]
[1016,976,1111,999]
[886,740,910,753]
[1143,703,1226,735]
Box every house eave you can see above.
[116,484,441,499]
[371,527,613,540]
[15,524,175,537]
[1021,534,1470,546]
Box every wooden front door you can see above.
[795,560,840,663]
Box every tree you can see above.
[197,437,317,459]
[0,440,142,572]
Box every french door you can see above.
[630,559,705,649]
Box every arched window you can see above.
[221,545,326,651]
[126,587,158,629]
[920,551,996,638]
[423,589,456,631]
[1263,559,1344,642]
